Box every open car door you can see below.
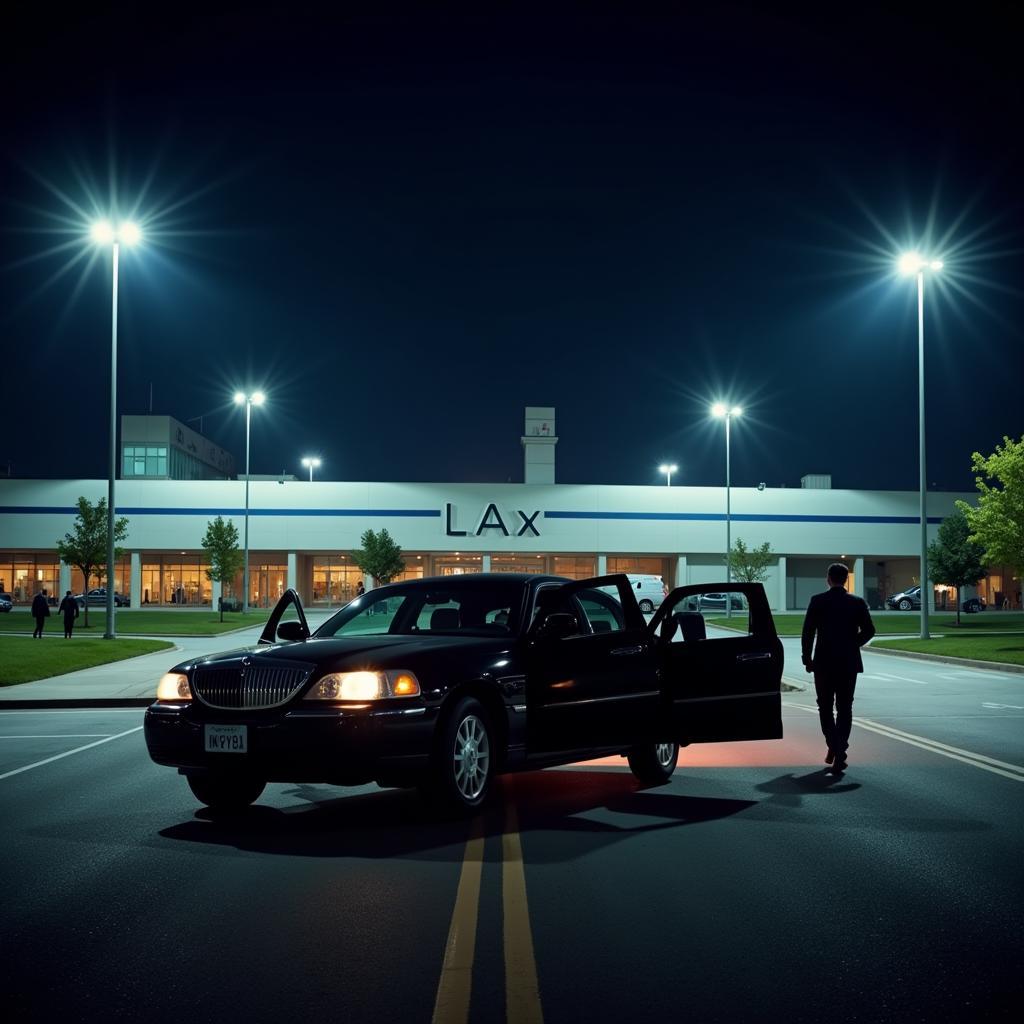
[526,574,659,753]
[259,588,311,645]
[648,583,782,744]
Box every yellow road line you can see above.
[432,820,484,1024]
[789,703,1024,782]
[503,801,544,1024]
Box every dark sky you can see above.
[3,5,1022,491]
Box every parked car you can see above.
[886,586,922,611]
[0,592,12,613]
[697,592,746,612]
[75,588,130,608]
[627,574,667,613]
[145,574,783,814]
[962,597,986,613]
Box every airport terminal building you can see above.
[0,409,1014,612]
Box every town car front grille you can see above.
[191,660,315,710]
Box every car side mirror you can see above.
[276,620,307,643]
[535,612,578,640]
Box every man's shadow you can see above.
[753,768,860,808]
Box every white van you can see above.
[627,574,667,613]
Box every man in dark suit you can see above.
[801,563,876,771]
[31,588,51,638]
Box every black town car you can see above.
[145,574,783,813]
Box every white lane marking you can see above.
[867,672,928,685]
[982,703,1024,711]
[0,734,112,739]
[788,704,1024,782]
[0,726,143,781]
[0,709,144,715]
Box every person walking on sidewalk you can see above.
[58,589,80,638]
[801,562,875,772]
[31,588,51,638]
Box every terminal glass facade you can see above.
[250,563,287,608]
[141,557,212,605]
[0,555,59,604]
[435,554,483,576]
[490,554,547,574]
[122,446,168,477]
[552,556,596,579]
[312,557,362,605]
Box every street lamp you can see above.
[301,456,321,482]
[234,390,265,614]
[659,463,678,487]
[90,219,142,638]
[711,402,743,618]
[898,252,943,640]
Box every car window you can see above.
[576,588,626,634]
[317,579,523,638]
[662,587,757,641]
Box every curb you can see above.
[865,645,1024,674]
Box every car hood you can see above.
[175,634,514,673]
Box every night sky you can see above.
[3,5,1022,492]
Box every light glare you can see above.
[711,402,727,418]
[233,392,245,405]
[252,391,265,406]
[119,221,142,246]
[90,220,115,245]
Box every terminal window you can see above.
[123,445,168,477]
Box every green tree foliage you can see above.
[956,435,1024,587]
[727,538,774,584]
[55,496,129,629]
[352,528,406,586]
[928,508,987,626]
[201,516,245,621]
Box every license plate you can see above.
[205,724,248,753]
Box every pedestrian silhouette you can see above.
[59,589,80,638]
[31,587,51,638]
[801,563,876,772]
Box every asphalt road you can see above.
[2,662,1021,1023]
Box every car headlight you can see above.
[304,669,421,701]
[156,672,191,701]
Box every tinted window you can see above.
[576,588,626,634]
[317,579,524,638]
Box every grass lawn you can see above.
[706,612,1024,636]
[0,636,175,686]
[871,635,1024,667]
[0,610,269,636]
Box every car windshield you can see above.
[315,578,527,638]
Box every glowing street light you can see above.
[658,463,678,487]
[898,251,943,639]
[711,403,743,618]
[234,391,265,614]
[90,219,143,638]
[301,456,322,482]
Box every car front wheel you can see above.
[186,772,266,812]
[423,697,495,813]
[627,741,679,785]
[898,599,912,611]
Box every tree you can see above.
[351,528,406,586]
[727,538,774,584]
[956,435,1024,598]
[201,516,245,621]
[928,509,987,626]
[55,496,129,629]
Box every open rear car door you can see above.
[648,583,782,744]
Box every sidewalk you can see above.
[0,612,337,707]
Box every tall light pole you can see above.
[301,456,321,482]
[712,403,743,619]
[234,391,265,614]
[898,252,943,640]
[90,220,142,639]
[659,463,678,487]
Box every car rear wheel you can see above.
[422,697,494,813]
[627,741,679,785]
[186,772,265,812]
[898,599,912,611]
[639,599,654,613]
